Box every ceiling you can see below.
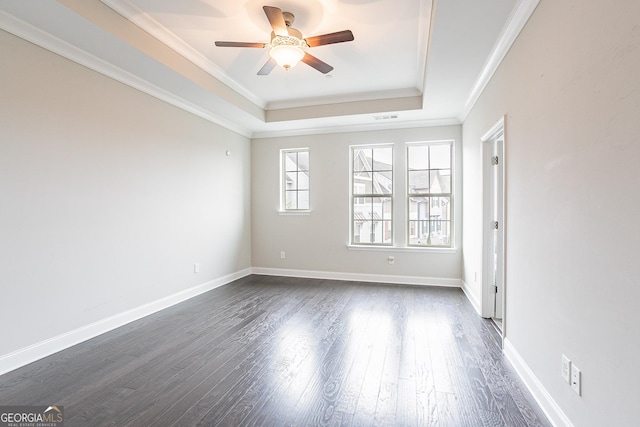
[0,0,537,138]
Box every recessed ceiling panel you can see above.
[0,0,531,136]
[117,0,428,106]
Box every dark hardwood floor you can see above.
[0,275,550,426]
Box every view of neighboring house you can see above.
[407,143,452,247]
[2,1,638,425]
[351,144,452,246]
[352,147,392,244]
[283,150,310,210]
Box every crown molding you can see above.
[266,87,422,111]
[100,0,266,109]
[460,0,541,121]
[2,0,537,140]
[418,0,437,107]
[0,9,252,138]
[266,96,423,123]
[251,117,460,139]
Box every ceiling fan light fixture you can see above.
[268,34,307,70]
[269,44,305,69]
[215,6,353,75]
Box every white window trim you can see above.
[347,244,457,254]
[348,140,456,252]
[349,143,394,246]
[279,147,310,212]
[278,210,311,216]
[405,140,455,249]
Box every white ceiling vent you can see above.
[373,114,399,121]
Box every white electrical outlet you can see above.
[194,263,200,273]
[561,355,571,383]
[280,251,286,259]
[388,256,395,265]
[571,363,582,395]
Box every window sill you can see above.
[278,210,311,216]
[347,245,457,254]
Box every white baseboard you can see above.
[503,338,573,427]
[461,280,482,315]
[0,268,251,376]
[251,267,462,288]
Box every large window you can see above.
[351,145,393,245]
[281,149,309,211]
[407,142,452,247]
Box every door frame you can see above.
[481,117,506,336]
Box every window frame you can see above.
[280,148,310,212]
[406,141,454,248]
[349,144,394,246]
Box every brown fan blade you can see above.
[215,41,266,48]
[263,6,288,37]
[258,58,277,75]
[304,30,354,48]
[301,52,334,74]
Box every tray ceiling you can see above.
[0,0,538,137]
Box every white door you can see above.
[481,117,505,331]
[490,136,504,321]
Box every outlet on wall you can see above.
[194,263,200,274]
[388,256,394,265]
[280,251,286,259]
[571,363,582,395]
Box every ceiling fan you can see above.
[215,5,354,75]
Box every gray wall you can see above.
[462,0,640,425]
[0,30,251,358]
[252,125,462,283]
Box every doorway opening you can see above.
[481,117,505,338]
